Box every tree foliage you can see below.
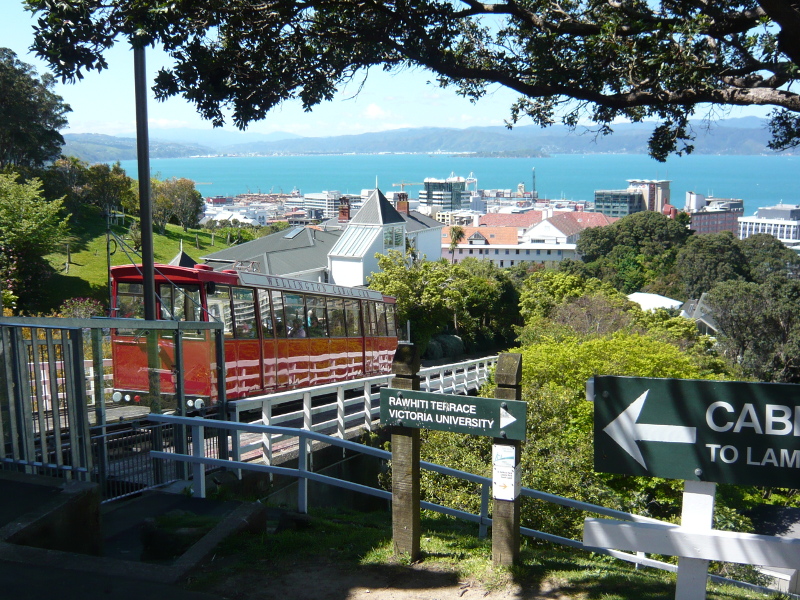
[368,251,521,354]
[675,231,749,299]
[707,276,800,383]
[0,174,70,312]
[0,48,69,169]
[24,1,800,160]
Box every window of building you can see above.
[547,249,552,255]
[505,249,509,255]
[500,261,504,267]
[515,249,520,255]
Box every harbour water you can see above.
[118,153,800,216]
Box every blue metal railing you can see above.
[148,414,784,598]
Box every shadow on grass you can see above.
[183,508,767,600]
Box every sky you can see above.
[4,2,525,138]
[4,2,769,140]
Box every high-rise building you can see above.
[593,189,646,217]
[419,174,468,211]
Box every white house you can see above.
[328,189,443,287]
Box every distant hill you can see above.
[61,117,789,162]
[62,133,215,163]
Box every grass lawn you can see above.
[187,508,781,600]
[41,209,229,313]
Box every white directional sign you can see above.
[591,376,800,486]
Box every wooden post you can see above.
[391,342,421,561]
[492,353,523,566]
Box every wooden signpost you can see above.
[382,347,527,566]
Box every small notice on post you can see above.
[492,444,520,500]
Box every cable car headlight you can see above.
[112,392,122,403]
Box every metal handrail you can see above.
[147,414,780,598]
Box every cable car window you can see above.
[365,302,377,336]
[385,303,397,337]
[284,293,307,338]
[115,283,144,335]
[375,302,388,336]
[328,298,346,337]
[258,290,274,338]
[344,299,362,337]
[159,284,201,321]
[207,286,233,337]
[271,290,286,338]
[232,287,257,339]
[306,295,328,338]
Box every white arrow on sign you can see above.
[499,406,517,429]
[603,390,697,469]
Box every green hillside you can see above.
[42,210,229,313]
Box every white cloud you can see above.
[364,103,388,119]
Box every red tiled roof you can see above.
[442,226,519,246]
[479,212,543,228]
[544,211,617,236]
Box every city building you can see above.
[303,190,342,220]
[593,188,646,218]
[442,226,576,267]
[419,174,469,211]
[594,179,671,218]
[628,179,671,213]
[329,189,442,287]
[523,211,616,245]
[686,193,744,235]
[738,204,800,245]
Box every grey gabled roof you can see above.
[201,227,341,275]
[168,251,197,268]
[350,189,405,225]
[402,210,442,232]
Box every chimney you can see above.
[396,192,409,215]
[338,197,351,223]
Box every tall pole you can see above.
[134,43,156,322]
[134,43,163,425]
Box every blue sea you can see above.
[118,153,800,216]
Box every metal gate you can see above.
[0,317,224,501]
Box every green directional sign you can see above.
[380,388,527,440]
[591,376,800,487]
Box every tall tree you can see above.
[150,178,174,235]
[367,250,454,354]
[85,162,136,215]
[24,1,800,160]
[161,177,203,231]
[0,174,70,312]
[447,225,465,264]
[0,48,69,169]
[675,231,749,298]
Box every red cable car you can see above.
[110,264,398,409]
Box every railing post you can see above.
[336,385,345,440]
[479,481,490,539]
[303,391,313,471]
[363,381,372,432]
[261,398,273,467]
[390,342,421,561]
[192,423,206,498]
[492,353,523,566]
[298,432,308,514]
